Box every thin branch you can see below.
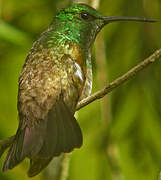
[60,154,70,180]
[76,49,161,110]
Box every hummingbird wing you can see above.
[37,97,82,157]
[3,53,84,174]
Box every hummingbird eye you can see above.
[80,12,94,21]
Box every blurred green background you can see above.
[0,0,161,180]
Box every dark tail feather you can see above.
[3,120,46,172]
[0,136,14,159]
[28,155,64,178]
[2,129,25,171]
[27,157,53,177]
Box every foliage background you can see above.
[0,0,161,180]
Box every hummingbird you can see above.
[2,3,155,177]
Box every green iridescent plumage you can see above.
[1,3,155,177]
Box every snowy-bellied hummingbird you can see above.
[2,3,155,177]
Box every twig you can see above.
[76,49,161,110]
[60,154,70,180]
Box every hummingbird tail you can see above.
[27,157,53,177]
[0,136,14,159]
[2,119,46,171]
[2,99,82,176]
[2,129,25,171]
[28,155,64,177]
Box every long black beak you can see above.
[102,16,157,24]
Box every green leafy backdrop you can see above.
[0,0,161,180]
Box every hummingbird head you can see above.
[51,3,156,49]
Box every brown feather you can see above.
[28,157,53,177]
